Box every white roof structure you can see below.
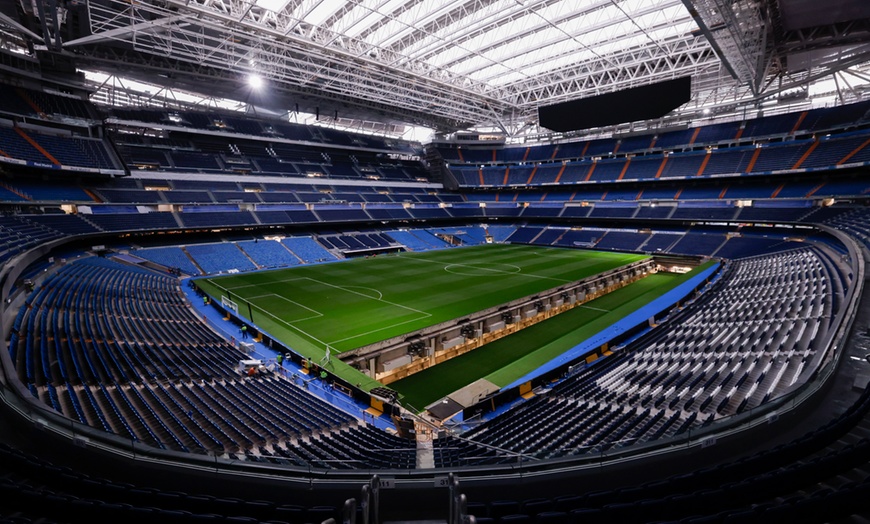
[2,0,869,138]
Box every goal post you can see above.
[221,295,239,315]
[320,345,333,367]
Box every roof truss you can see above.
[6,0,866,136]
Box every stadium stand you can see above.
[8,257,425,470]
[668,230,729,256]
[642,231,685,253]
[313,204,372,222]
[236,239,301,268]
[20,214,100,236]
[184,243,257,274]
[485,225,517,242]
[594,231,649,251]
[0,81,869,523]
[0,125,54,164]
[441,100,870,197]
[434,247,845,463]
[12,181,93,201]
[180,209,259,229]
[280,236,338,263]
[133,246,202,275]
[87,207,178,231]
[0,216,64,263]
[504,226,546,244]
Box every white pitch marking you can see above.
[444,262,522,275]
[340,286,384,300]
[580,305,610,313]
[397,255,573,283]
[217,277,432,348]
[244,300,332,354]
[247,293,323,322]
[305,277,432,318]
[222,276,309,291]
[327,315,432,346]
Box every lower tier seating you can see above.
[9,257,421,467]
[436,247,846,465]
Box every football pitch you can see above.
[196,244,647,390]
[390,263,714,409]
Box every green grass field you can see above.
[196,244,647,391]
[390,262,715,409]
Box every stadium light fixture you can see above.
[248,74,264,89]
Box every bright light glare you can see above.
[254,0,290,12]
[248,74,264,89]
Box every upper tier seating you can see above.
[313,205,372,222]
[108,107,419,155]
[0,84,95,120]
[447,134,870,187]
[119,137,431,181]
[169,151,223,171]
[122,146,172,167]
[180,209,258,228]
[439,99,870,172]
[0,125,117,170]
[0,126,53,164]
[471,170,869,202]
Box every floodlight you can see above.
[248,74,263,89]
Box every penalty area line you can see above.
[243,300,332,358]
[327,313,434,346]
[305,277,431,317]
[247,293,324,322]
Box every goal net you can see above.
[221,295,239,315]
[320,345,332,366]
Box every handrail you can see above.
[359,485,370,524]
[448,473,458,524]
[369,474,380,524]
[341,498,357,524]
[448,473,475,524]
